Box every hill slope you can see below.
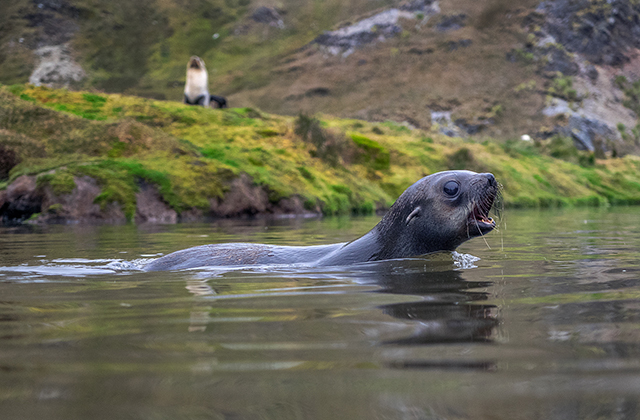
[1,0,638,152]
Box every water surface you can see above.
[1,208,640,419]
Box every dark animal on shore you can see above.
[209,94,228,109]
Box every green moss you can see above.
[7,85,24,96]
[82,93,107,104]
[19,92,36,102]
[353,200,374,215]
[446,147,486,172]
[201,147,226,160]
[548,73,578,101]
[380,121,411,133]
[295,113,348,166]
[108,141,128,158]
[36,171,76,195]
[616,77,640,117]
[533,174,552,189]
[350,133,391,170]
[256,128,280,137]
[46,203,64,214]
[298,166,315,181]
[73,162,138,220]
[331,184,352,197]
[512,48,535,63]
[25,212,41,222]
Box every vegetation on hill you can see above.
[2,0,638,151]
[1,84,640,223]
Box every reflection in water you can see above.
[363,262,498,345]
[352,261,499,373]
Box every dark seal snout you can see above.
[467,172,498,237]
[484,173,496,188]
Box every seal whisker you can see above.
[473,217,492,249]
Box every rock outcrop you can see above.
[29,43,85,87]
[24,0,86,88]
[312,1,440,56]
[0,173,318,225]
[251,6,285,29]
[520,0,640,154]
[539,0,640,66]
[0,176,42,225]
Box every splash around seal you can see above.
[144,170,498,271]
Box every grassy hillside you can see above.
[1,84,640,223]
[0,0,557,135]
[2,0,638,147]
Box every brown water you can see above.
[1,208,640,419]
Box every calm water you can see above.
[1,208,640,419]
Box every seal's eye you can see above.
[443,181,460,197]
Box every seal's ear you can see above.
[405,206,421,225]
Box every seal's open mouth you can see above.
[468,194,496,235]
[189,58,202,69]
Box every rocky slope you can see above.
[0,0,638,154]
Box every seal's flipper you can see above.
[210,95,228,108]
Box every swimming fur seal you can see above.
[184,56,228,108]
[144,170,498,271]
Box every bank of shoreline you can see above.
[1,84,640,225]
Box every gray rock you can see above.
[446,39,472,51]
[563,115,619,153]
[251,6,285,29]
[436,14,467,32]
[0,176,43,224]
[454,118,491,135]
[135,182,177,224]
[542,98,573,117]
[539,0,640,66]
[584,64,598,81]
[400,0,436,12]
[542,44,579,76]
[313,2,440,55]
[29,43,85,87]
[431,111,463,137]
[39,175,126,223]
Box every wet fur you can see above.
[144,171,498,271]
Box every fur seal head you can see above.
[188,56,206,70]
[372,170,498,260]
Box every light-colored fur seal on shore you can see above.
[183,56,228,108]
[184,56,211,107]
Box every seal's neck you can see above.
[315,230,382,266]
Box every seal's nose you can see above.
[485,173,496,187]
